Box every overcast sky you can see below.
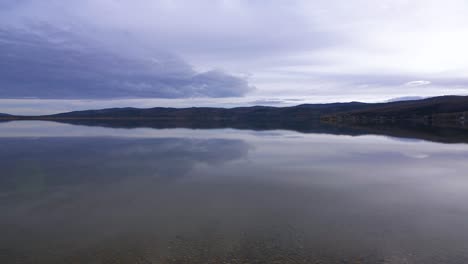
[1,0,468,114]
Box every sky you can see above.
[1,0,468,114]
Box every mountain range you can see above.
[1,95,468,143]
[1,95,467,125]
[322,95,468,124]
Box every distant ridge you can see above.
[32,101,378,122]
[1,96,467,143]
[1,95,467,125]
[322,95,468,123]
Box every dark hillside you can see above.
[1,96,467,125]
[322,96,468,123]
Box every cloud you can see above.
[386,96,425,103]
[404,80,432,87]
[0,25,253,99]
[248,99,286,105]
[246,98,307,106]
[1,0,468,101]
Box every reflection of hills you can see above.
[0,137,250,193]
[42,118,468,144]
[1,95,468,143]
[1,117,467,143]
[51,118,346,132]
[327,122,468,144]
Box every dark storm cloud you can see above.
[0,26,253,99]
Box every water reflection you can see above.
[2,118,468,144]
[34,118,468,144]
[0,137,250,195]
[1,121,468,263]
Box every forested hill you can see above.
[1,96,467,123]
[322,95,468,123]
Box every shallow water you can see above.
[1,121,468,263]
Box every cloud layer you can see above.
[1,0,468,103]
[0,24,253,99]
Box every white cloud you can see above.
[405,80,432,87]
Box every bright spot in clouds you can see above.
[405,81,432,87]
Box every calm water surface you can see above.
[1,121,468,263]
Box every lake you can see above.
[1,121,468,263]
